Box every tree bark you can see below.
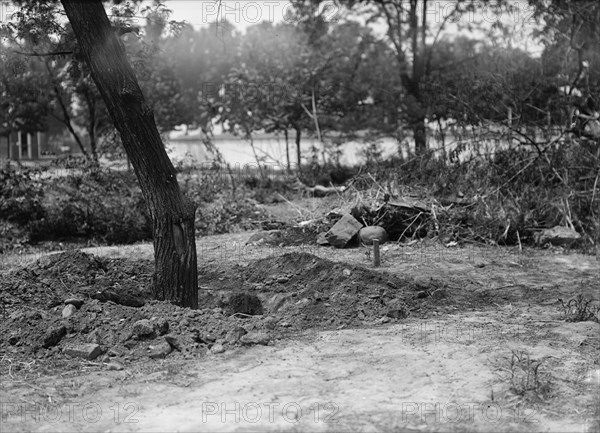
[295,126,302,169]
[45,60,89,159]
[412,116,427,155]
[61,0,198,308]
[83,88,99,164]
[284,128,290,172]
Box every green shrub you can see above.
[0,162,45,223]
[27,169,153,244]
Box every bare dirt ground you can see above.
[1,199,599,432]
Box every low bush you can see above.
[27,169,153,244]
[0,162,45,224]
[0,160,269,249]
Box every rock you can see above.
[86,329,102,345]
[149,341,172,359]
[90,290,145,308]
[196,332,216,344]
[124,340,137,349]
[8,334,19,345]
[211,343,225,354]
[415,291,428,299]
[64,343,103,360]
[42,325,67,348]
[359,226,389,245]
[164,335,182,351]
[132,319,155,338]
[224,293,263,316]
[153,318,169,336]
[64,298,84,309]
[107,347,123,357]
[316,232,330,246]
[226,327,247,344]
[385,299,409,319]
[277,276,290,284]
[342,269,352,277]
[262,316,278,330]
[240,331,270,346]
[62,304,77,318]
[325,214,363,248]
[431,289,447,299]
[246,230,283,246]
[535,226,581,246]
[107,361,124,371]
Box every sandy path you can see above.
[1,236,598,432]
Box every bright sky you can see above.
[164,0,543,55]
[166,0,294,30]
[0,0,543,55]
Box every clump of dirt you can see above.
[0,250,451,371]
[0,250,153,310]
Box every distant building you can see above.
[0,131,46,160]
[0,118,88,161]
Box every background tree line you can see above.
[2,0,597,167]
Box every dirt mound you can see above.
[1,250,153,310]
[199,252,451,330]
[240,253,427,328]
[0,250,450,372]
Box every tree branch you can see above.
[13,50,73,57]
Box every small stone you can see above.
[211,343,225,354]
[415,291,428,299]
[132,319,155,338]
[107,361,124,371]
[42,325,67,348]
[277,276,290,284]
[316,232,329,246]
[240,331,270,346]
[86,329,102,345]
[124,340,137,349]
[246,230,283,246]
[107,347,123,357]
[385,299,409,319]
[64,343,103,360]
[64,298,84,309]
[378,316,391,324]
[359,226,389,245]
[149,341,172,359]
[342,269,352,277]
[262,316,278,330]
[164,335,182,351]
[226,327,247,344]
[62,304,77,318]
[153,318,169,336]
[535,226,581,246]
[198,333,216,344]
[431,289,447,299]
[324,214,363,248]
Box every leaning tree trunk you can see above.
[61,0,198,308]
